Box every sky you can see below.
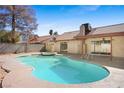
[32,5,124,36]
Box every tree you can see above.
[0,30,20,43]
[0,5,38,43]
[0,31,7,42]
[49,29,53,35]
[53,31,58,35]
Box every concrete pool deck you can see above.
[0,52,124,88]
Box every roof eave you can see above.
[75,32,124,39]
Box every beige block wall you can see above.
[112,36,124,57]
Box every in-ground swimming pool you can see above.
[17,55,109,84]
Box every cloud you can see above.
[81,5,100,11]
[67,5,100,16]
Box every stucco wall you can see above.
[46,36,124,58]
[46,42,54,52]
[67,40,82,54]
[112,36,124,57]
[85,36,124,58]
[47,40,82,54]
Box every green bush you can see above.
[0,30,20,43]
[40,44,48,52]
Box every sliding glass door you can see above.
[91,40,111,55]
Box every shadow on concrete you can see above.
[64,54,124,70]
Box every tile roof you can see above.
[30,35,52,43]
[53,23,124,41]
[31,23,124,42]
[89,23,124,35]
[55,31,79,41]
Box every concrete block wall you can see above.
[0,43,43,54]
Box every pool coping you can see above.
[16,54,110,84]
[0,52,124,88]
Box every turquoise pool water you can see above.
[17,55,109,84]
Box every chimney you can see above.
[80,23,92,36]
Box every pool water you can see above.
[17,55,109,84]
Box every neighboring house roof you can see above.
[55,31,79,41]
[30,35,52,44]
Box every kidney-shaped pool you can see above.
[17,55,109,84]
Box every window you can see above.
[60,42,68,52]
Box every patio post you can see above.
[110,36,113,61]
[81,39,85,58]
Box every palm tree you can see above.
[53,31,58,35]
[49,29,53,35]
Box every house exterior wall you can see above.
[47,40,82,54]
[85,36,124,58]
[112,36,124,57]
[46,42,55,52]
[46,36,124,58]
[67,40,82,54]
